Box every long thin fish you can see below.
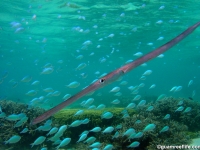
[32,21,200,125]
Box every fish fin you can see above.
[30,143,34,148]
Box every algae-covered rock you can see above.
[54,107,135,125]
[53,108,135,144]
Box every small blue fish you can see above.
[79,130,89,136]
[177,100,183,106]
[115,124,122,130]
[157,94,166,101]
[133,132,143,139]
[5,135,21,144]
[83,98,94,107]
[112,131,119,139]
[89,142,102,148]
[74,110,84,116]
[120,81,128,85]
[69,120,82,127]
[134,52,143,57]
[31,136,46,148]
[58,125,67,133]
[36,124,52,131]
[41,67,53,74]
[102,126,114,134]
[56,138,71,150]
[31,80,40,85]
[66,81,80,88]
[159,126,169,133]
[149,84,156,89]
[110,87,120,93]
[6,114,21,121]
[20,128,29,134]
[122,113,130,119]
[84,136,96,144]
[21,75,32,82]
[126,103,136,109]
[76,55,83,60]
[133,95,141,101]
[128,133,136,140]
[14,120,24,128]
[175,106,184,112]
[103,144,114,150]
[52,91,61,96]
[192,90,196,97]
[44,119,52,126]
[121,109,128,114]
[127,141,140,148]
[20,116,28,123]
[135,120,142,124]
[101,112,113,119]
[52,139,61,145]
[146,106,154,111]
[47,127,58,136]
[163,114,170,120]
[143,70,152,76]
[143,124,156,132]
[96,104,106,110]
[114,92,122,96]
[26,90,37,96]
[132,89,139,94]
[174,86,182,92]
[123,128,135,137]
[90,127,101,132]
[137,100,146,107]
[2,70,8,78]
[183,107,192,113]
[138,83,145,88]
[62,94,71,100]
[140,76,146,80]
[188,80,193,87]
[81,118,90,124]
[0,112,6,118]
[88,105,96,109]
[76,63,87,70]
[43,88,54,92]
[77,133,87,143]
[111,99,120,104]
[171,87,178,93]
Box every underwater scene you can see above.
[0,0,200,150]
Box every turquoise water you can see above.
[0,0,200,149]
[0,0,199,107]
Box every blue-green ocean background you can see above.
[0,0,200,110]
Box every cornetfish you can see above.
[31,21,200,125]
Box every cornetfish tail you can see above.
[31,21,200,125]
[31,82,100,125]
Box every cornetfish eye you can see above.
[99,78,105,83]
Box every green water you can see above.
[0,0,199,107]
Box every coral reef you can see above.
[153,97,200,131]
[0,97,199,150]
[0,100,45,150]
[72,97,200,150]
